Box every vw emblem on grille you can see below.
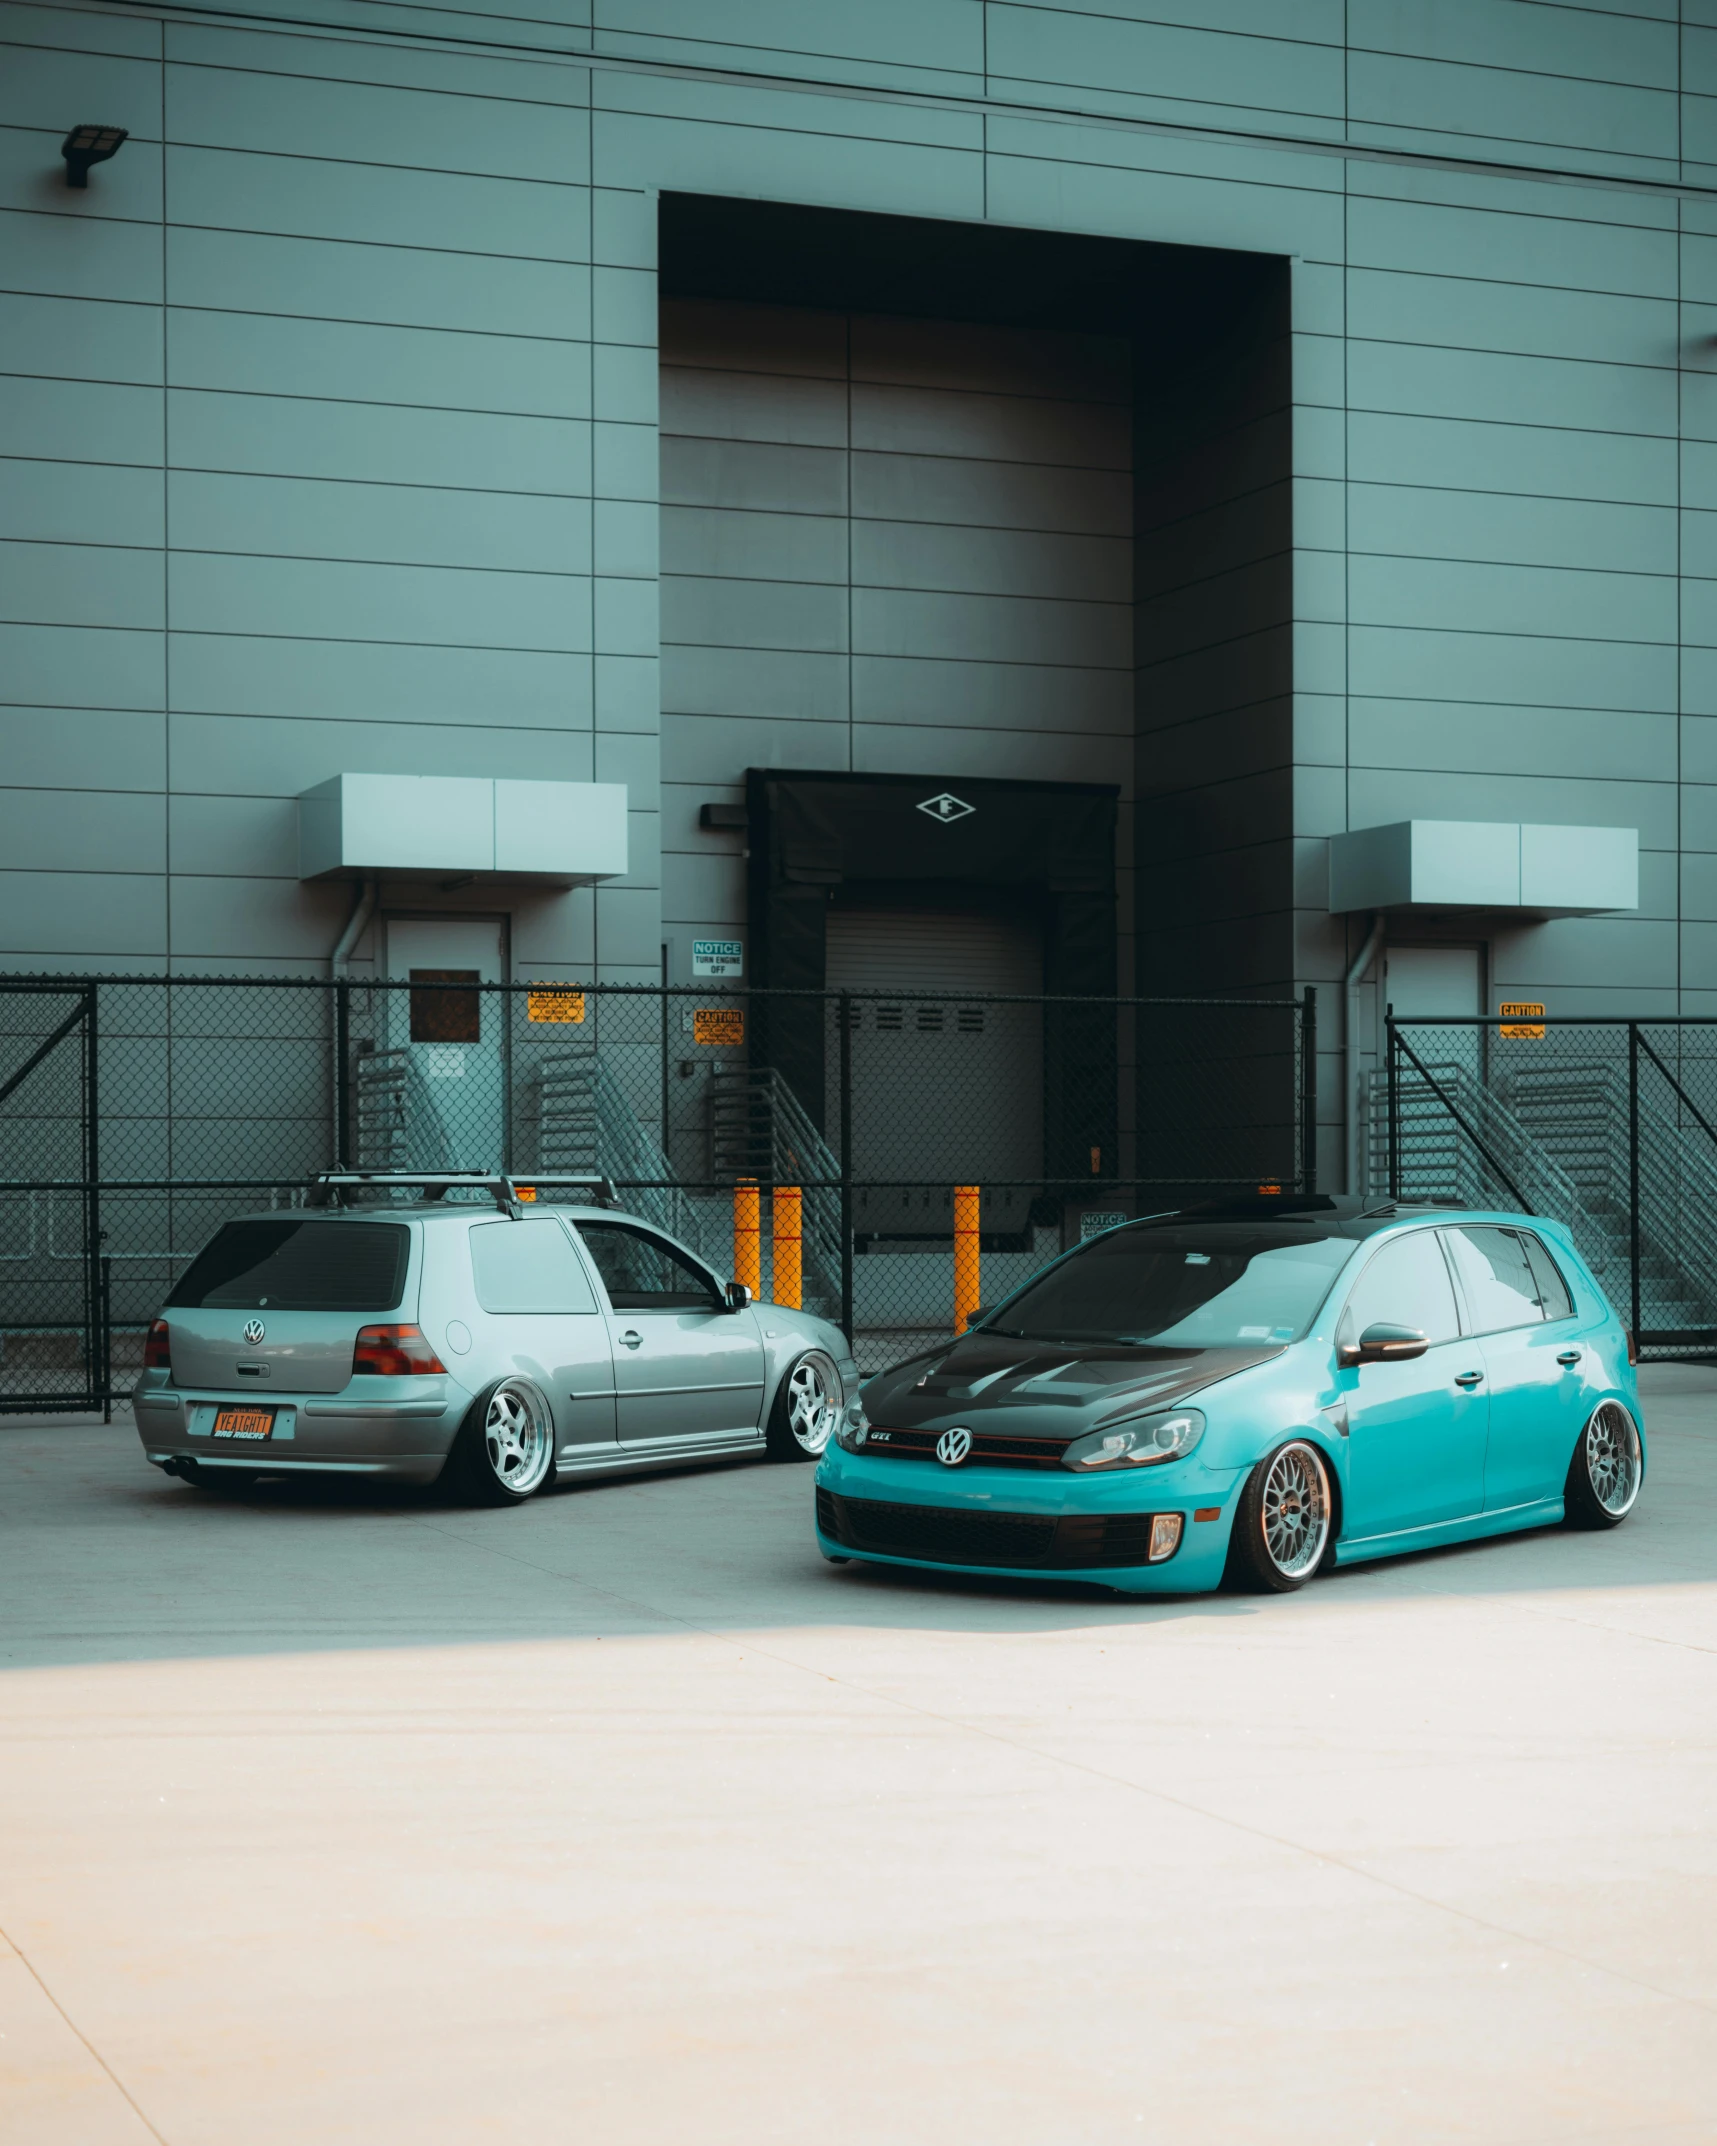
[243,1319,265,1345]
[935,1425,973,1467]
[916,792,974,824]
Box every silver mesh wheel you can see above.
[482,1380,553,1497]
[1260,1441,1331,1580]
[1584,1401,1642,1517]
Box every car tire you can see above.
[765,1350,841,1463]
[1564,1399,1642,1529]
[1224,1439,1334,1593]
[448,1377,557,1506]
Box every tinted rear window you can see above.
[168,1220,410,1312]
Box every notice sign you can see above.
[527,988,586,1024]
[1498,1000,1545,1039]
[692,1008,745,1048]
[692,939,744,979]
[1079,1211,1127,1241]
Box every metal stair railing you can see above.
[1370,1052,1717,1333]
[354,1048,453,1172]
[1363,1061,1619,1283]
[1497,1057,1717,1326]
[532,1051,713,1262]
[710,1066,842,1314]
[1520,1059,1717,1330]
[1633,1089,1717,1327]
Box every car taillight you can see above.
[1625,1326,1638,1367]
[352,1323,446,1377]
[143,1318,171,1370]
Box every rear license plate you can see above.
[211,1406,275,1441]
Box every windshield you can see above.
[987,1226,1354,1347]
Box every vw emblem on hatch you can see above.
[935,1426,973,1467]
[243,1319,265,1345]
[917,792,974,824]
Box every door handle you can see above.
[619,1330,642,1350]
[1454,1370,1484,1387]
[1557,1350,1582,1366]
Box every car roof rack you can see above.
[505,1175,622,1209]
[307,1170,622,1215]
[308,1170,517,1212]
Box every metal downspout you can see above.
[332,877,380,980]
[1345,913,1384,1195]
[329,879,379,1170]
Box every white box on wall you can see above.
[495,780,629,879]
[299,775,628,886]
[1328,820,1638,916]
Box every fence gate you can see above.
[0,982,103,1412]
[1382,1014,1717,1359]
[0,974,1317,1392]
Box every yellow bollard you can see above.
[953,1184,981,1335]
[773,1184,802,1310]
[732,1179,761,1299]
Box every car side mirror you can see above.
[724,1280,752,1313]
[1337,1320,1430,1369]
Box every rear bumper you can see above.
[133,1379,473,1481]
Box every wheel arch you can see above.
[1239,1425,1347,1546]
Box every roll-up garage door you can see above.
[824,906,1042,997]
[825,904,1043,1238]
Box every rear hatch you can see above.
[163,1216,416,1394]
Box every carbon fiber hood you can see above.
[863,1329,1286,1439]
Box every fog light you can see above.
[1147,1513,1183,1563]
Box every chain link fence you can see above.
[2,974,1314,1406]
[1376,1015,1717,1357]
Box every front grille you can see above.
[861,1426,1071,1470]
[817,1489,1172,1570]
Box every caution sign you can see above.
[527,988,586,1024]
[1498,1000,1545,1039]
[693,1007,745,1048]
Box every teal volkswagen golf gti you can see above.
[815,1196,1644,1593]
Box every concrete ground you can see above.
[1,1373,1714,2146]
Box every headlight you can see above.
[1061,1407,1205,1471]
[834,1398,870,1452]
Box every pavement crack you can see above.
[0,1915,171,2144]
[394,1511,1717,2020]
[704,1625,1717,2027]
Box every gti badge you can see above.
[243,1319,266,1345]
[917,792,974,824]
[935,1425,973,1466]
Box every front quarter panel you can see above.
[1191,1346,1352,1526]
[754,1305,859,1414]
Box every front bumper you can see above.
[133,1376,474,1483]
[814,1445,1241,1593]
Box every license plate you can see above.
[211,1406,275,1441]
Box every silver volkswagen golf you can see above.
[132,1173,858,1504]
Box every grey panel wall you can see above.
[0,3,658,979]
[1133,267,1294,997]
[658,298,1134,984]
[7,0,1717,1188]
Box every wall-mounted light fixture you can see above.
[61,124,128,188]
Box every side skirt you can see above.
[1334,1496,1564,1567]
[555,1432,767,1479]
